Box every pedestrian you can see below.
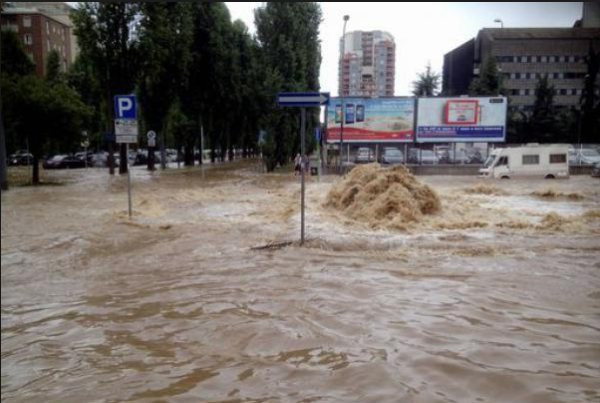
[294,153,301,176]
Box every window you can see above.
[531,56,539,63]
[516,72,522,79]
[46,21,50,35]
[541,56,548,63]
[525,73,531,79]
[571,89,577,96]
[550,154,567,164]
[23,34,33,45]
[552,72,559,79]
[523,155,540,165]
[559,89,567,96]
[23,16,32,28]
[497,156,508,167]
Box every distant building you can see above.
[339,30,395,98]
[15,2,78,63]
[1,5,73,77]
[580,1,600,28]
[443,27,600,110]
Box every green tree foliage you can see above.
[255,3,323,171]
[2,76,91,183]
[412,63,440,97]
[45,50,63,84]
[529,75,559,142]
[72,2,140,174]
[138,2,193,153]
[1,27,91,184]
[67,55,103,143]
[469,57,505,96]
[1,29,35,76]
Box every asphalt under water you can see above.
[2,162,600,403]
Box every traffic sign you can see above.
[114,95,137,119]
[147,131,157,140]
[115,119,138,137]
[315,128,321,142]
[278,92,330,107]
[116,135,137,144]
[81,140,90,148]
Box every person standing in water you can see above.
[294,153,301,176]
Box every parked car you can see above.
[43,155,86,170]
[380,147,404,164]
[355,147,375,164]
[569,148,600,166]
[75,151,94,165]
[592,162,600,178]
[9,154,34,166]
[408,149,439,165]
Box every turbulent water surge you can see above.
[2,161,600,403]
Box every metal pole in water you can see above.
[127,143,132,218]
[301,108,306,246]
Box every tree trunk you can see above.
[0,98,8,191]
[32,155,40,185]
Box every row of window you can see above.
[508,72,587,80]
[496,55,584,64]
[510,88,584,96]
[497,154,567,167]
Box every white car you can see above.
[571,149,600,166]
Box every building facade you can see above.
[16,2,78,63]
[1,6,73,77]
[443,27,600,110]
[339,30,395,98]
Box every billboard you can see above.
[327,97,415,143]
[416,97,507,143]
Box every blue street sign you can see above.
[315,128,321,142]
[114,95,137,119]
[278,92,330,108]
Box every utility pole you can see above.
[1,97,8,191]
[339,15,350,174]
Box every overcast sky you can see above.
[226,2,584,96]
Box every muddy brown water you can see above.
[2,162,600,403]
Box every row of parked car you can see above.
[353,145,600,167]
[354,147,486,165]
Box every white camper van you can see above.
[480,144,570,179]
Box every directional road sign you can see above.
[278,92,330,108]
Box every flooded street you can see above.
[2,162,600,403]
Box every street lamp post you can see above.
[339,15,349,174]
[494,18,504,28]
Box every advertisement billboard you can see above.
[327,97,415,143]
[416,97,507,143]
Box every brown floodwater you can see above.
[2,161,600,403]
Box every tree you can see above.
[469,57,505,96]
[412,63,440,97]
[580,46,600,144]
[255,3,323,171]
[138,2,193,167]
[67,55,103,146]
[2,75,91,184]
[1,29,35,77]
[72,2,141,175]
[45,50,63,84]
[529,75,559,142]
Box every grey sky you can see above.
[226,2,584,96]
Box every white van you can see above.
[479,144,570,179]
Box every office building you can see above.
[339,30,396,98]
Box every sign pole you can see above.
[300,108,306,246]
[277,92,329,246]
[126,143,132,218]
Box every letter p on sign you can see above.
[114,95,137,120]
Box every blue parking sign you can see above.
[114,95,137,120]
